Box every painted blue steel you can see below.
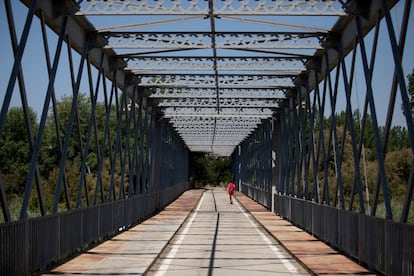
[128,90,139,197]
[324,52,343,208]
[137,97,149,195]
[76,53,105,207]
[1,0,414,275]
[6,0,47,216]
[315,71,331,207]
[382,0,414,152]
[108,84,123,201]
[337,42,364,211]
[94,70,117,204]
[132,96,143,195]
[119,88,133,200]
[306,90,319,203]
[0,0,37,142]
[52,34,88,214]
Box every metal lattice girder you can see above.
[72,0,337,156]
[76,0,346,16]
[126,56,307,73]
[185,136,252,143]
[169,116,262,150]
[163,107,274,117]
[169,116,262,125]
[157,98,281,108]
[102,32,326,50]
[188,145,236,156]
[149,87,287,99]
[139,74,294,88]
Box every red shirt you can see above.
[227,182,236,195]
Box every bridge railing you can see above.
[0,181,189,275]
[274,193,414,275]
[240,182,271,209]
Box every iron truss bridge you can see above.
[1,1,414,275]
[67,0,345,156]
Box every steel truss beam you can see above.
[125,56,307,73]
[73,0,334,157]
[139,74,294,88]
[162,107,274,117]
[149,87,287,99]
[76,0,346,16]
[102,32,326,50]
[3,0,413,275]
[157,98,281,108]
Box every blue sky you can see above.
[0,1,413,128]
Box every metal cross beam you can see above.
[139,74,295,88]
[149,87,288,99]
[71,0,345,156]
[76,0,347,16]
[102,32,327,50]
[125,56,307,73]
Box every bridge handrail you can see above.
[0,181,189,275]
[273,193,414,275]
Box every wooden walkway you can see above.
[235,191,373,275]
[44,188,373,275]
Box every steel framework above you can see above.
[1,0,414,274]
[69,0,353,156]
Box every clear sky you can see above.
[0,1,413,129]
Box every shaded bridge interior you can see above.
[0,1,414,275]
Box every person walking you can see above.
[227,181,236,204]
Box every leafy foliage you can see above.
[407,69,414,113]
[192,153,232,187]
[0,107,37,195]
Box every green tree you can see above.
[192,153,232,186]
[38,93,118,209]
[0,107,38,195]
[388,126,410,151]
[407,68,414,113]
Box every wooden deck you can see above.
[44,189,374,275]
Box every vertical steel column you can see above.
[0,0,37,140]
[305,88,319,202]
[347,14,377,212]
[381,0,414,145]
[293,95,301,197]
[286,98,293,195]
[93,70,117,204]
[379,0,414,220]
[231,145,241,188]
[151,115,163,208]
[295,91,304,198]
[126,87,139,198]
[266,119,273,193]
[316,70,331,205]
[76,52,106,207]
[347,35,368,213]
[336,37,371,212]
[159,121,167,190]
[278,108,287,194]
[119,83,136,200]
[132,95,143,195]
[61,37,91,210]
[108,79,123,202]
[395,0,413,223]
[4,0,46,216]
[137,97,148,195]
[24,16,70,217]
[324,51,343,208]
[297,87,309,200]
[142,105,155,193]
